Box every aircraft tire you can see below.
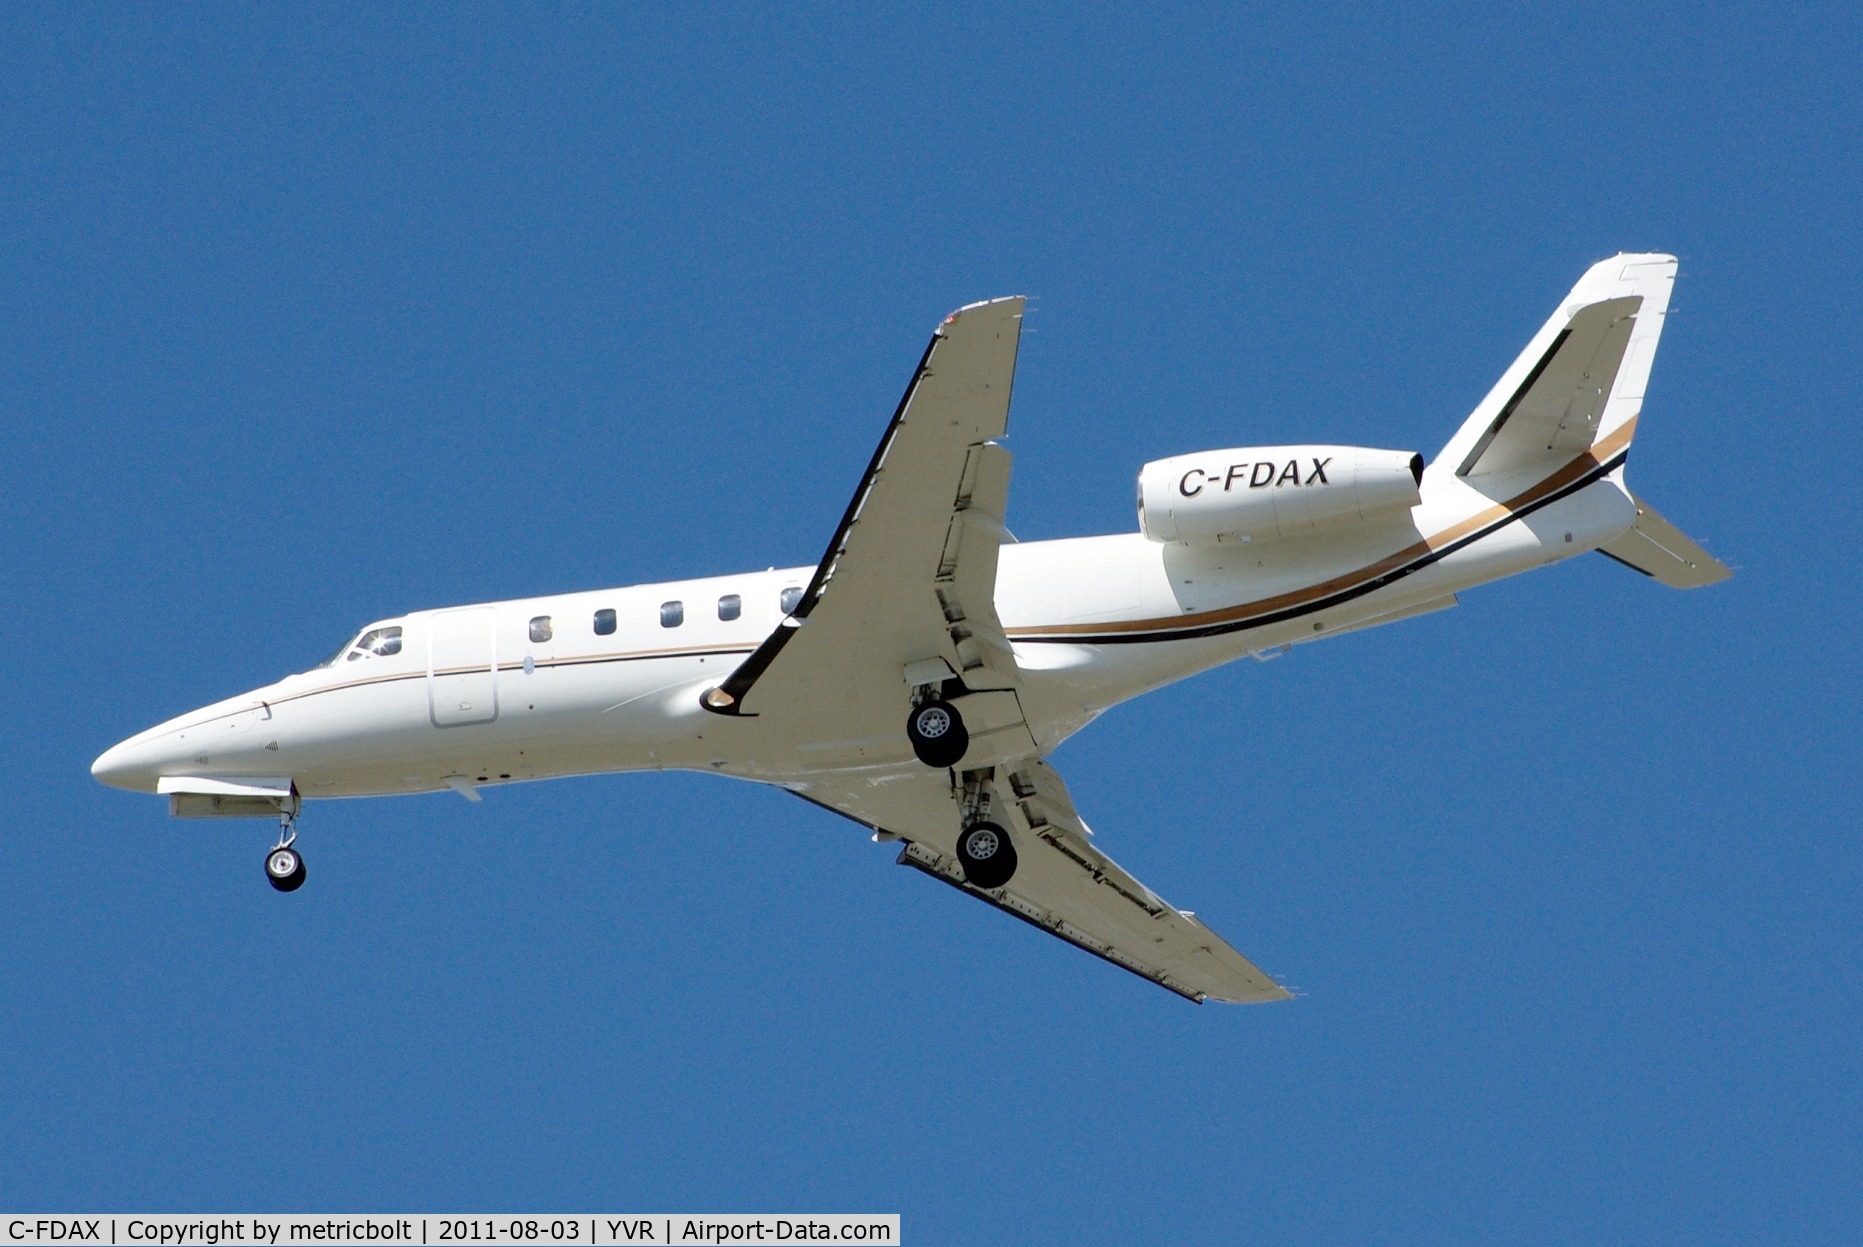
[906,700,968,769]
[956,821,1016,890]
[265,846,306,893]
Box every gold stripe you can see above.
[198,642,760,723]
[1008,420,1636,639]
[180,426,1636,731]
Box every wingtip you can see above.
[944,294,1028,325]
[1205,981,1296,1005]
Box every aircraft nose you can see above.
[91,736,162,792]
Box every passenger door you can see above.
[428,607,498,727]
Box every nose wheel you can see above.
[264,813,306,892]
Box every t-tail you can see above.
[1429,252,1730,588]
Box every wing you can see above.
[702,296,1033,762]
[792,759,1290,1004]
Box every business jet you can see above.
[93,254,1727,1003]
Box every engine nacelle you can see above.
[1138,445,1424,543]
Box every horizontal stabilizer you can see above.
[1598,493,1731,588]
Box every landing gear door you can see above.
[429,607,498,727]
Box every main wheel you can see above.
[956,820,1017,890]
[906,699,968,769]
[265,845,306,892]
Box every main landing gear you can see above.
[956,819,1017,890]
[949,777,1017,890]
[265,809,306,892]
[907,697,969,769]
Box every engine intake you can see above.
[1138,445,1424,544]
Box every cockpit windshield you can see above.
[312,622,405,670]
[349,626,403,660]
[314,634,359,670]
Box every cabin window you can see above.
[593,608,617,636]
[660,600,685,628]
[529,616,553,643]
[779,586,803,614]
[347,626,403,661]
[717,594,742,621]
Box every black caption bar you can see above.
[1,1218,899,1247]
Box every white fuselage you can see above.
[92,465,1636,802]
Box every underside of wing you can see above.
[702,297,1030,763]
[792,761,1289,1005]
[710,296,1283,1002]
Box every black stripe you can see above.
[700,619,796,716]
[528,645,755,672]
[1457,327,1572,477]
[799,333,944,617]
[704,325,947,716]
[240,644,763,719]
[1596,546,1656,577]
[1023,449,1628,646]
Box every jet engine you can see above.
[1137,445,1424,544]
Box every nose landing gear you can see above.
[265,809,306,892]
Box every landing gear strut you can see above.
[952,775,1017,890]
[265,808,306,892]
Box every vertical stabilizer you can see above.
[1435,254,1676,482]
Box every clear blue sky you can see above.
[3,5,1858,1242]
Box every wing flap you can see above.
[936,442,1019,690]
